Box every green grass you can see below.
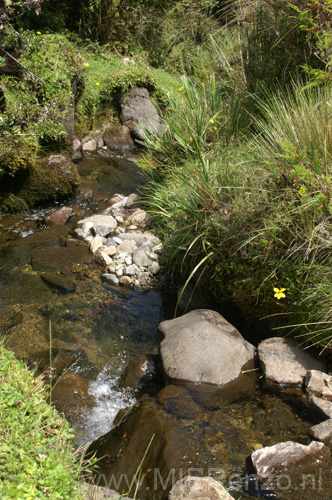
[0,344,90,499]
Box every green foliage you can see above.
[0,344,90,499]
[143,69,332,348]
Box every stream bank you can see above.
[1,146,332,500]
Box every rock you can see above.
[117,240,137,254]
[306,370,332,400]
[116,267,123,278]
[124,354,164,396]
[251,440,330,480]
[124,264,139,276]
[13,155,80,209]
[95,250,114,267]
[129,208,147,224]
[137,272,150,286]
[117,231,160,248]
[80,482,133,500]
[126,193,140,206]
[119,276,133,286]
[78,215,117,235]
[51,370,96,424]
[103,125,135,151]
[159,309,255,386]
[169,476,235,500]
[101,273,119,286]
[108,193,126,207]
[310,419,332,447]
[82,221,95,237]
[90,235,103,254]
[121,88,164,142]
[41,272,76,293]
[44,207,73,226]
[103,246,117,257]
[308,395,332,418]
[132,248,153,267]
[149,261,160,275]
[258,338,326,387]
[31,246,91,274]
[72,138,83,162]
[82,138,97,153]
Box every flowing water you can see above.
[0,149,331,500]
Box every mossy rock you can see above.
[0,155,81,212]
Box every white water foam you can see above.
[82,366,135,445]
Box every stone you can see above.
[117,240,138,254]
[117,231,160,248]
[80,482,134,500]
[41,272,76,293]
[124,264,139,276]
[31,246,91,274]
[137,272,150,285]
[90,235,103,254]
[258,338,326,387]
[149,261,160,275]
[159,309,255,386]
[119,276,133,286]
[306,370,332,400]
[78,215,117,235]
[103,125,135,151]
[72,138,83,162]
[107,193,126,207]
[124,354,164,396]
[129,209,147,224]
[251,440,330,480]
[74,228,85,240]
[132,248,153,267]
[101,273,119,286]
[116,268,123,278]
[169,477,235,500]
[124,256,132,265]
[121,87,164,142]
[308,395,332,418]
[82,138,97,153]
[95,250,114,267]
[44,207,73,225]
[310,419,332,447]
[126,193,140,206]
[51,370,96,425]
[103,246,117,257]
[82,221,95,237]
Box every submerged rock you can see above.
[44,207,73,226]
[258,338,326,387]
[250,441,330,480]
[158,309,255,386]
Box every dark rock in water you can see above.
[103,125,135,151]
[158,309,255,386]
[31,245,91,273]
[51,369,95,424]
[20,155,80,208]
[258,338,326,388]
[85,385,250,500]
[124,354,164,396]
[121,87,164,142]
[41,272,76,293]
[0,269,53,305]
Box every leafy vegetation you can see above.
[0,344,91,499]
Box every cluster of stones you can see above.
[74,193,163,287]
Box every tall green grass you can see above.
[142,72,332,350]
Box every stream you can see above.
[0,148,331,500]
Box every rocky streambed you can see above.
[1,146,332,500]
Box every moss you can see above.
[0,193,29,213]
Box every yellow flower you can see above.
[178,86,184,91]
[95,82,100,86]
[84,63,89,67]
[299,186,305,195]
[213,126,217,130]
[36,31,41,35]
[210,119,215,124]
[274,287,286,300]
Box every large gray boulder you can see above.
[258,338,326,387]
[121,87,163,142]
[158,309,255,386]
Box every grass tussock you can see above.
[142,73,332,351]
